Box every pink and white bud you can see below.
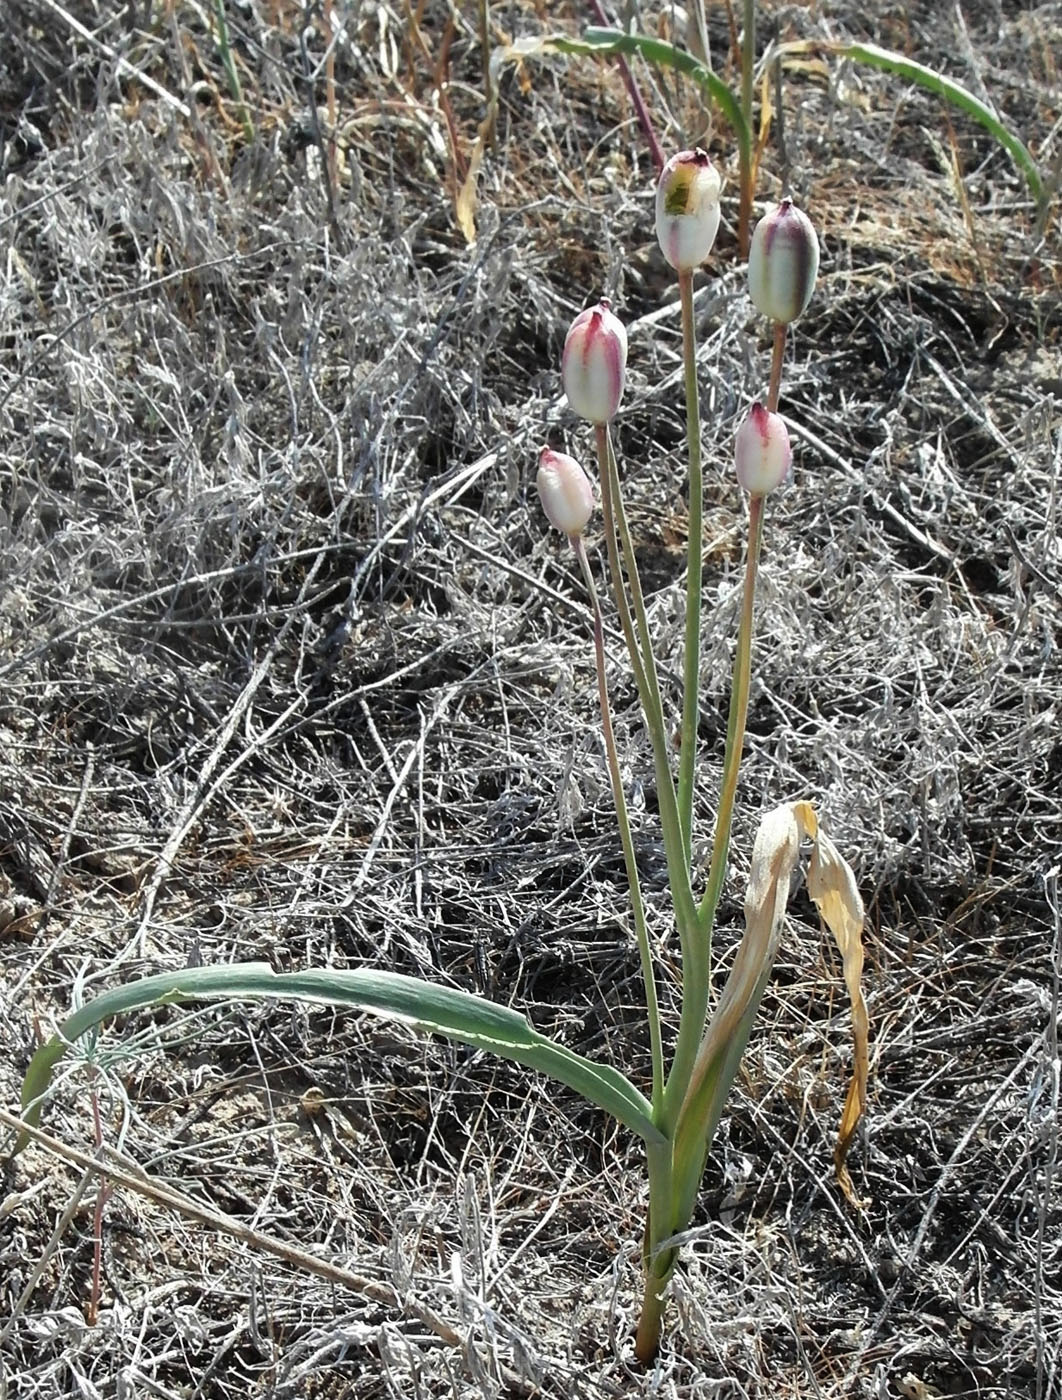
[655,148,722,272]
[734,403,792,496]
[561,299,627,424]
[537,447,594,538]
[747,199,820,324]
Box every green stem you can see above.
[676,269,703,873]
[574,537,665,1112]
[593,425,701,1083]
[600,429,701,929]
[635,1137,677,1363]
[741,0,755,134]
[212,0,254,144]
[594,424,652,719]
[599,427,671,757]
[767,321,786,414]
[696,493,765,944]
[664,491,765,1121]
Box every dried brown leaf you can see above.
[807,828,869,1207]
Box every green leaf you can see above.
[13,963,663,1154]
[551,28,751,158]
[836,40,1044,209]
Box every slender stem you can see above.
[676,269,703,873]
[212,0,254,144]
[594,425,701,1069]
[324,0,337,184]
[741,0,755,135]
[594,418,715,1362]
[767,321,787,413]
[478,0,495,148]
[739,0,756,257]
[601,414,712,1128]
[601,428,670,751]
[574,537,665,1111]
[88,1082,109,1326]
[773,49,790,196]
[594,423,652,711]
[738,144,754,261]
[664,477,769,1115]
[600,430,700,935]
[696,494,766,941]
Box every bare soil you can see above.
[1,2,1060,1397]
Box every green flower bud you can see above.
[748,200,820,324]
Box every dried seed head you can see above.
[734,403,792,496]
[537,447,594,538]
[561,299,627,424]
[655,148,722,272]
[747,199,820,324]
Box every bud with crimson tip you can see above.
[561,300,628,424]
[655,149,722,273]
[734,403,792,496]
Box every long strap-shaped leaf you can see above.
[769,37,1045,212]
[13,964,664,1154]
[552,28,750,154]
[836,41,1044,209]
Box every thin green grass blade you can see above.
[13,963,663,1153]
[837,40,1043,208]
[552,28,750,156]
[212,0,254,144]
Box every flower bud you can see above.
[655,148,721,272]
[561,299,627,424]
[747,199,820,324]
[537,447,594,538]
[734,403,792,496]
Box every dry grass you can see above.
[1,0,1060,1396]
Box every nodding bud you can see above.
[734,403,792,496]
[747,200,820,324]
[537,447,594,538]
[561,299,627,424]
[655,148,721,272]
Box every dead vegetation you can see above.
[1,0,1060,1396]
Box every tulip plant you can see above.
[10,155,867,1365]
[540,155,866,1358]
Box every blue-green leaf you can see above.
[836,40,1044,208]
[13,963,663,1154]
[550,28,750,157]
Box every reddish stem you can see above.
[767,320,786,413]
[587,0,665,175]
